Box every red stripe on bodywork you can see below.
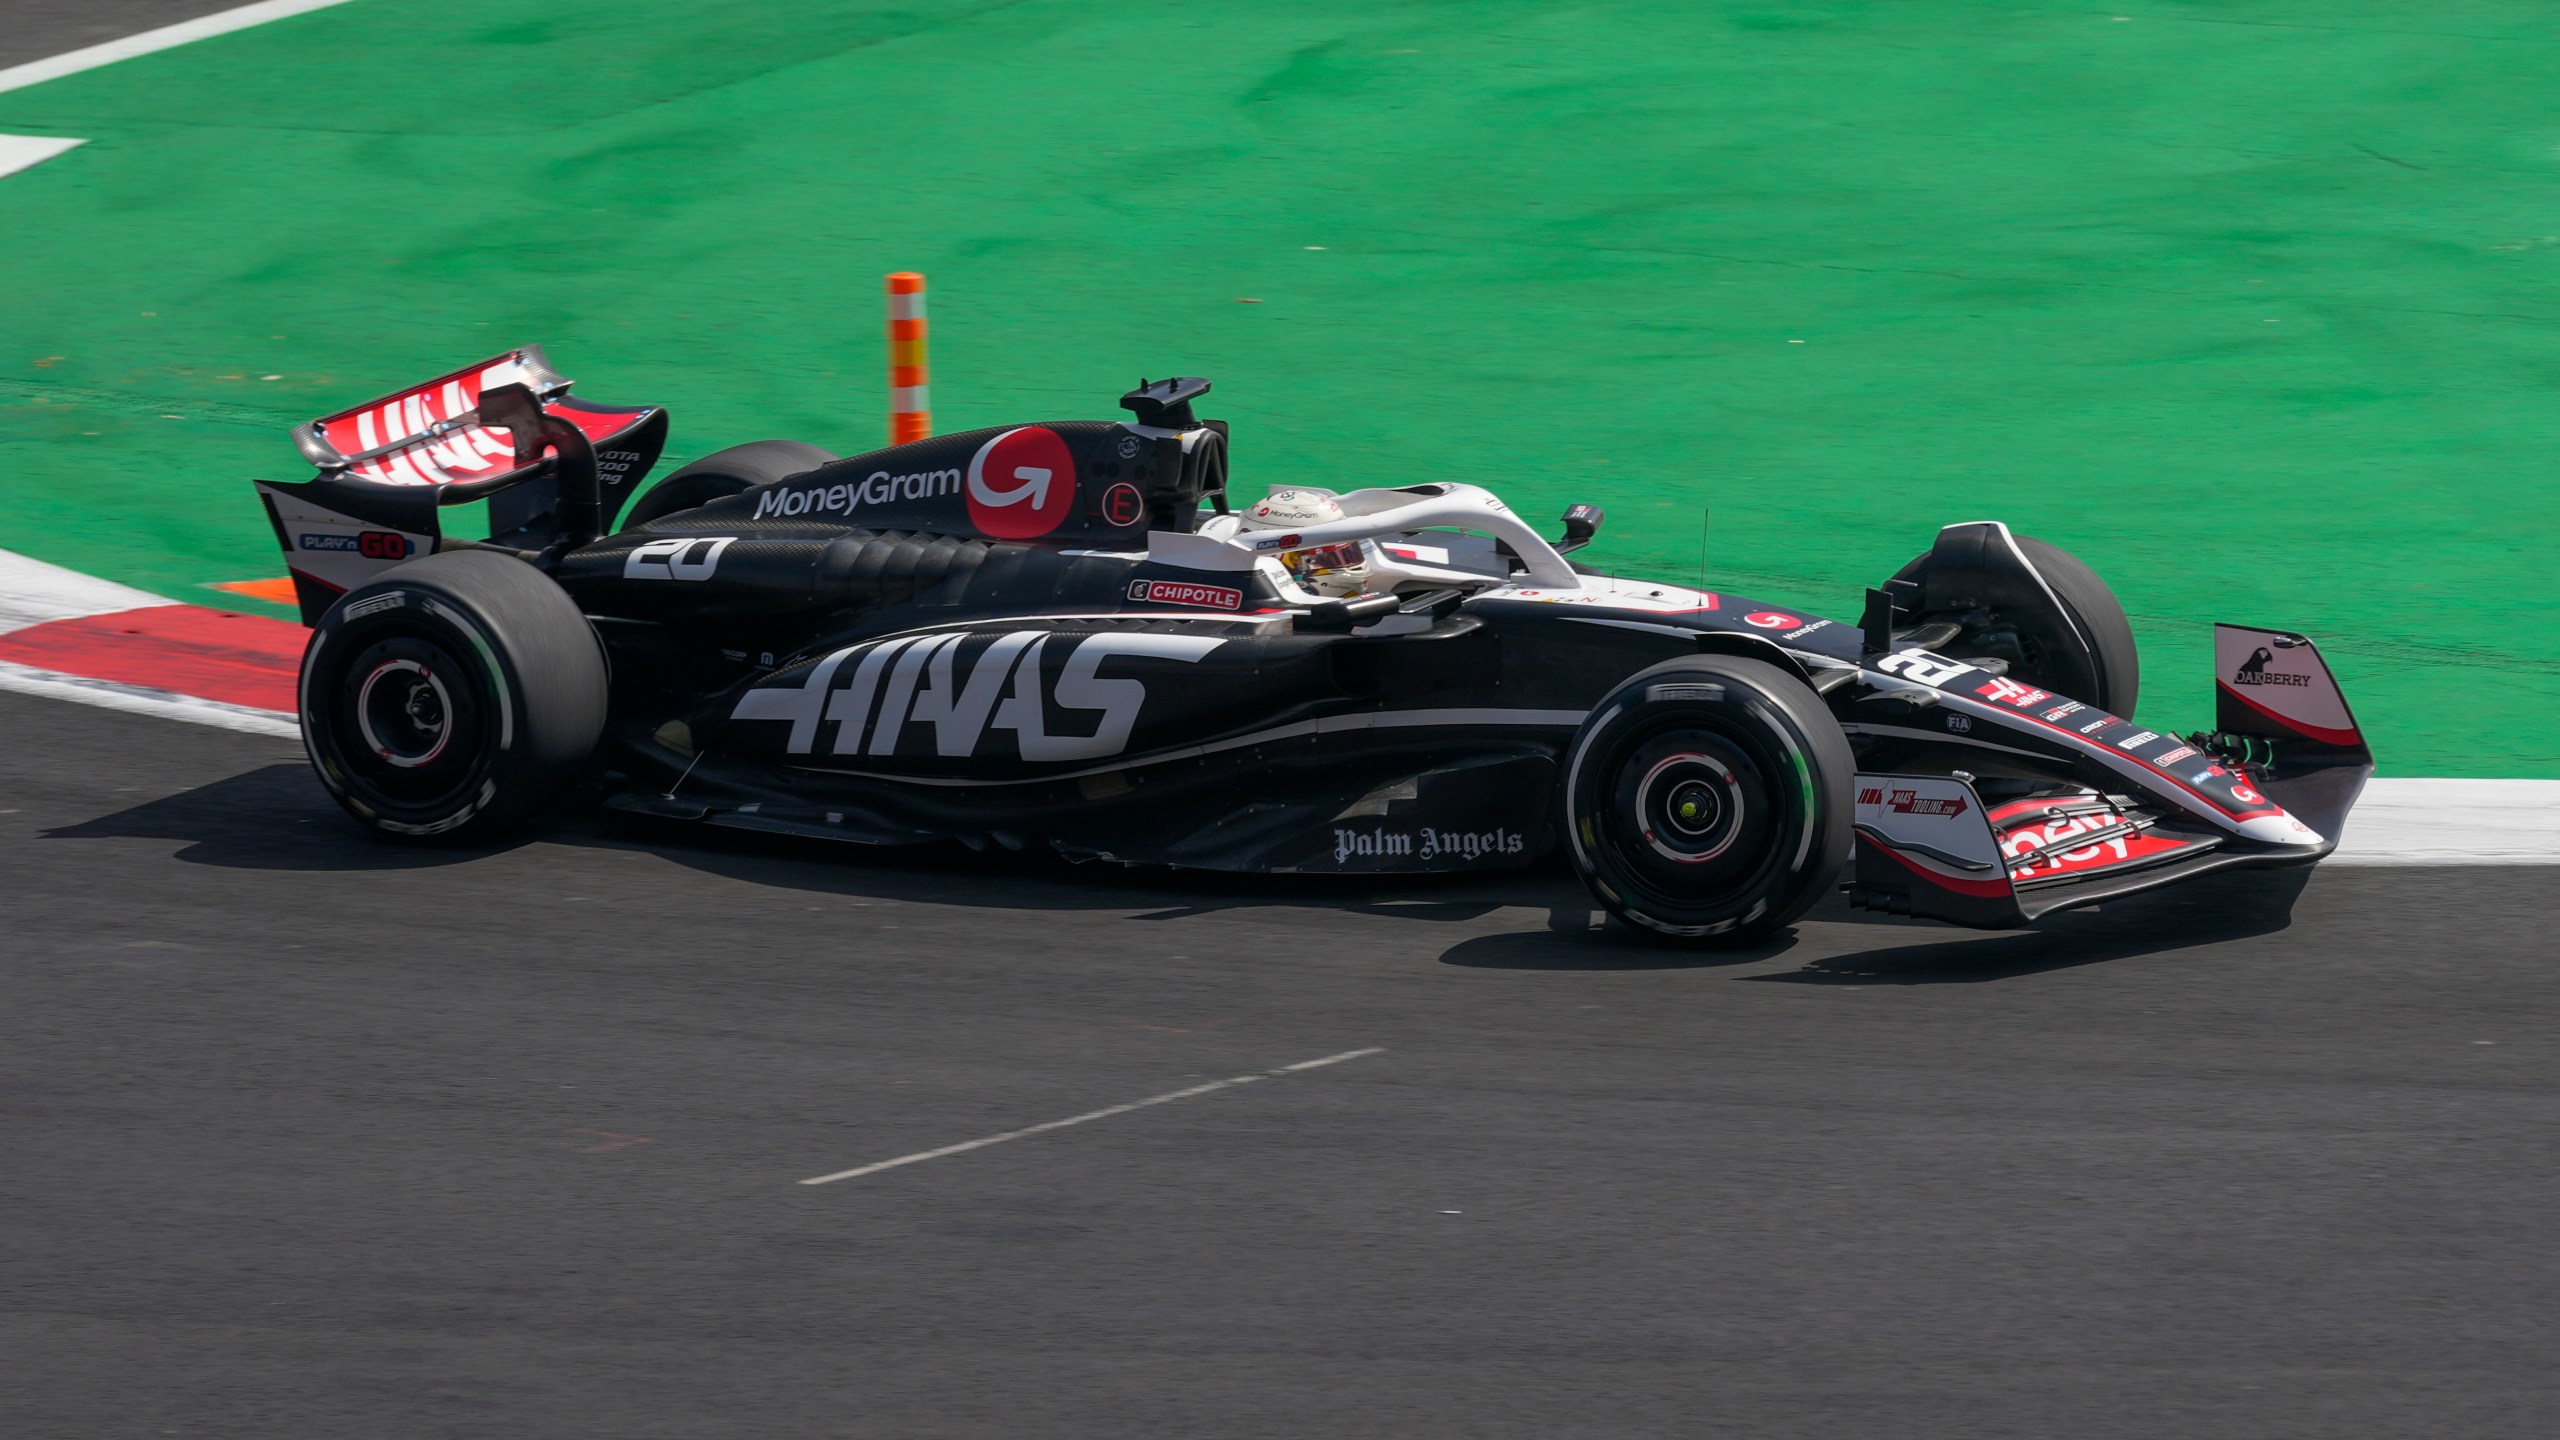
[1866,837,2015,898]
[2217,681,2361,747]
[0,605,306,713]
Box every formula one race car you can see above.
[253,349,2374,941]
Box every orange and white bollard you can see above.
[885,272,930,445]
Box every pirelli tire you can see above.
[1892,534,2140,719]
[619,439,837,530]
[1563,656,1855,944]
[299,549,608,842]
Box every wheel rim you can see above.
[327,633,487,813]
[1597,721,1788,914]
[1634,751,1745,863]
[355,658,455,769]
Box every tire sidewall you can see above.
[1564,656,1853,941]
[301,552,605,839]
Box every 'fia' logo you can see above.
[731,631,1225,760]
[966,427,1077,538]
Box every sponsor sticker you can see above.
[755,465,964,520]
[299,531,413,559]
[2041,701,2085,721]
[1127,578,1242,610]
[1746,611,1800,630]
[2000,807,2188,881]
[2231,645,2312,688]
[1975,677,2051,708]
[1333,826,1525,865]
[2152,745,2198,767]
[731,630,1225,760]
[1888,788,1969,818]
[966,426,1078,539]
[2116,729,2159,750]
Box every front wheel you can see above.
[1563,656,1854,943]
[300,549,608,840]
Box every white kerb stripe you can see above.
[0,0,359,95]
[887,292,927,322]
[891,385,930,411]
[0,659,299,738]
[798,1047,1384,1184]
[2331,778,2560,865]
[0,547,169,633]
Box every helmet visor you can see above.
[1286,541,1364,575]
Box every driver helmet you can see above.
[1240,488,1369,597]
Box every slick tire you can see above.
[300,549,608,842]
[619,440,837,530]
[1563,656,1854,944]
[1893,535,2140,717]
[2003,535,2139,718]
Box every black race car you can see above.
[253,349,2373,941]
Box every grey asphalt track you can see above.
[5,686,2559,1437]
[0,1,258,71]
[9,4,2560,1429]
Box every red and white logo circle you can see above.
[2229,782,2264,806]
[1100,482,1146,527]
[1745,611,1800,630]
[966,427,1077,539]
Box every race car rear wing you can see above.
[252,347,667,624]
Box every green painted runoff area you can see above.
[2,1,2553,773]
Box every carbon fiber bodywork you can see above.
[256,367,2372,925]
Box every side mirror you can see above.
[1556,503,1604,554]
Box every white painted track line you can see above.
[0,0,359,96]
[798,1047,1386,1185]
[0,134,83,181]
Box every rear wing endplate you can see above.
[252,346,667,623]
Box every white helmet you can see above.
[1240,488,1369,597]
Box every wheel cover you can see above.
[327,633,488,813]
[355,658,456,769]
[1600,723,1784,912]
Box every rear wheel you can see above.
[619,439,837,529]
[300,549,607,840]
[1563,656,1854,942]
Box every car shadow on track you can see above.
[1437,861,2315,978]
[49,762,2310,979]
[41,762,544,870]
[42,762,1576,925]
[1743,866,2316,985]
